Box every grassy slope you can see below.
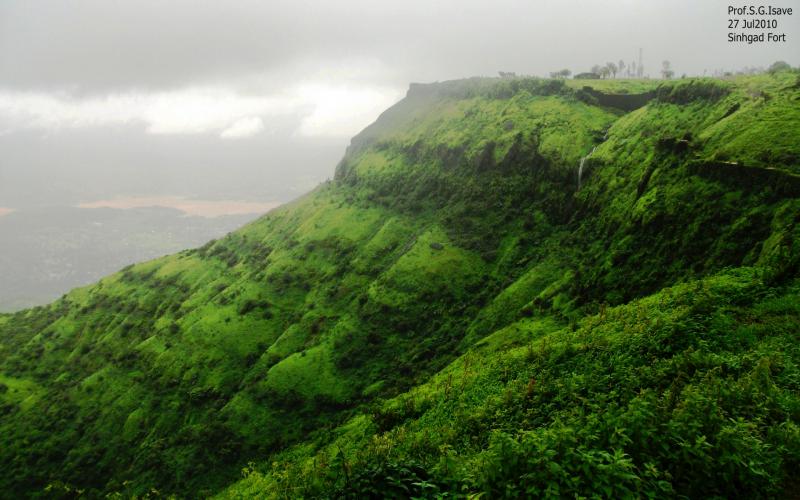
[220,73,800,498]
[223,268,800,499]
[0,72,799,498]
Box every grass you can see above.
[221,268,800,499]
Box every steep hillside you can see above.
[1,73,799,498]
[223,268,800,499]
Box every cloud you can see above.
[0,88,291,135]
[295,83,404,137]
[220,116,265,139]
[2,0,793,142]
[0,80,403,139]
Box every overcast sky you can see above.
[1,0,798,209]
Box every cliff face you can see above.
[576,86,656,111]
[1,73,799,498]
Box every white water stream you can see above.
[577,146,597,190]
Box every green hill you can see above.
[1,72,799,498]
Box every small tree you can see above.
[661,60,674,79]
[607,62,618,79]
[618,60,626,78]
[767,61,792,74]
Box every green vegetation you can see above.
[1,72,799,498]
[224,268,800,499]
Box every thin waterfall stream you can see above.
[577,146,597,190]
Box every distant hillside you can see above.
[1,72,799,498]
[0,206,258,312]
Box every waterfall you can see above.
[577,146,597,190]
